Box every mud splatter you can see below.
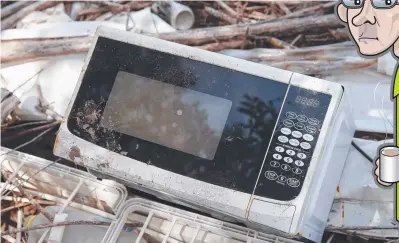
[76,99,101,127]
[97,162,110,169]
[75,99,122,153]
[69,146,81,161]
[337,186,345,224]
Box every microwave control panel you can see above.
[253,85,332,201]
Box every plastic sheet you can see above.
[328,138,398,238]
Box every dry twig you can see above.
[1,14,344,63]
[0,127,58,157]
[247,11,276,21]
[0,202,30,215]
[215,1,239,18]
[1,198,56,214]
[1,1,59,30]
[2,121,61,143]
[92,1,152,13]
[205,6,237,25]
[1,158,62,199]
[1,1,33,20]
[290,34,303,46]
[251,35,295,49]
[2,120,53,130]
[1,89,20,123]
[276,1,336,20]
[78,1,152,18]
[1,37,92,64]
[154,14,343,45]
[14,184,54,222]
[268,59,376,75]
[197,39,246,52]
[277,2,292,15]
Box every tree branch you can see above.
[1,1,33,20]
[153,14,343,45]
[1,1,59,30]
[15,185,54,222]
[205,6,237,25]
[1,14,344,64]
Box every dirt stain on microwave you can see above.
[75,99,122,153]
[69,146,81,161]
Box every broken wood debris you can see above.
[1,1,59,30]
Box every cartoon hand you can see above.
[374,159,393,187]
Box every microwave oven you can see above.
[54,26,355,243]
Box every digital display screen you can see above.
[100,71,232,160]
[295,95,319,107]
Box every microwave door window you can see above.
[100,71,232,160]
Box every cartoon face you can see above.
[337,0,399,56]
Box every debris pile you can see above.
[1,0,372,127]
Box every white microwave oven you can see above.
[54,26,355,243]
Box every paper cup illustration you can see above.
[380,147,399,183]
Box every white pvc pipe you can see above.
[153,1,195,30]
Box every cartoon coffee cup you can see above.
[377,146,399,184]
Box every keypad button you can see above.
[265,171,278,180]
[284,157,293,163]
[303,134,314,142]
[286,112,297,119]
[278,175,287,182]
[270,161,280,167]
[291,131,302,138]
[278,135,288,143]
[295,160,304,167]
[289,139,300,147]
[281,164,291,171]
[297,153,307,159]
[305,125,317,134]
[292,168,303,175]
[273,154,282,160]
[286,150,295,156]
[297,115,308,123]
[300,142,311,150]
[275,146,285,153]
[294,122,305,130]
[308,118,319,126]
[287,178,300,187]
[281,127,291,135]
[283,119,294,128]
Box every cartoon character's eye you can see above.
[373,0,396,7]
[343,0,364,8]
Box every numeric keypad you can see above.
[264,110,321,189]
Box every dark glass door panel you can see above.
[67,37,289,194]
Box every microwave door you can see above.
[65,36,290,206]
